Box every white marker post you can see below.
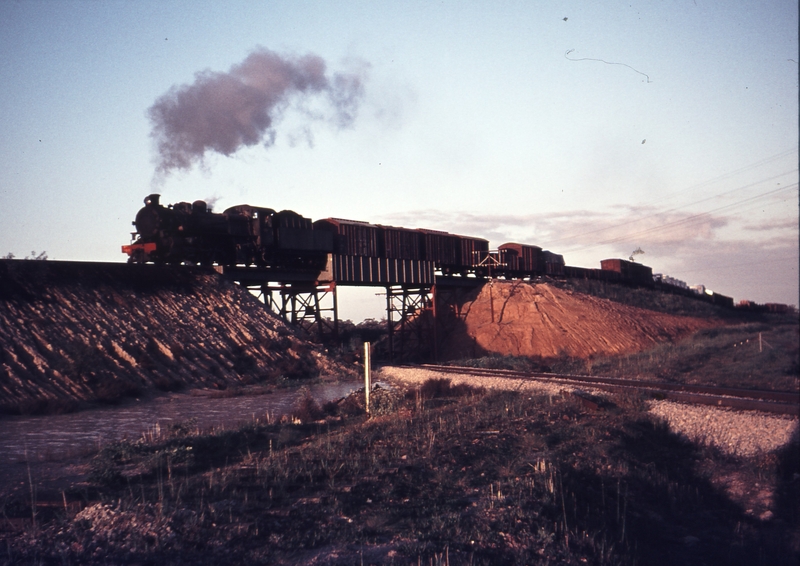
[364,342,371,415]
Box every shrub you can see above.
[416,378,484,400]
[291,389,324,422]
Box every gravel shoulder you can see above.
[378,365,799,458]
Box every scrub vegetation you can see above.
[3,379,798,565]
[454,318,799,393]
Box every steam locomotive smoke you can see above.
[148,47,366,176]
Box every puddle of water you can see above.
[0,382,361,464]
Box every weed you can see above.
[291,388,325,422]
[414,378,485,401]
[451,353,550,372]
[469,320,800,393]
[6,385,798,565]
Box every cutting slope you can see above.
[0,260,345,414]
[441,281,719,360]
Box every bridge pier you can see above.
[385,285,435,362]
[384,278,486,363]
[259,282,339,343]
[217,259,485,361]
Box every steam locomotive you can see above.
[123,194,332,269]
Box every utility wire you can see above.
[676,254,798,275]
[639,147,798,209]
[542,167,797,248]
[540,146,798,246]
[565,183,797,253]
[559,183,798,254]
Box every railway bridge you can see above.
[217,253,486,361]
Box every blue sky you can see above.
[1,0,797,321]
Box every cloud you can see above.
[148,47,368,177]
[378,206,798,304]
[380,206,734,250]
[743,217,800,232]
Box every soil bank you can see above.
[441,280,719,360]
[0,260,349,414]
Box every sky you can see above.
[1,0,797,322]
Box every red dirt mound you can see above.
[441,281,719,360]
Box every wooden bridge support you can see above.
[255,282,339,343]
[384,281,483,362]
[219,262,484,361]
[385,285,435,362]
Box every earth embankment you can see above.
[0,260,345,414]
[440,280,719,360]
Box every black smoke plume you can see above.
[148,47,366,176]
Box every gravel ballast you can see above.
[379,365,798,458]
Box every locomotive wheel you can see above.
[128,249,145,264]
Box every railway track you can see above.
[418,364,800,416]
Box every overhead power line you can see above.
[631,147,798,209]
[559,183,798,254]
[675,254,799,276]
[543,167,798,248]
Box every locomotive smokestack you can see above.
[148,47,366,177]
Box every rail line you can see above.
[417,364,800,416]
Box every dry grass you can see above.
[3,379,798,565]
[453,319,799,393]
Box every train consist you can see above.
[122,194,746,309]
[124,194,497,276]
